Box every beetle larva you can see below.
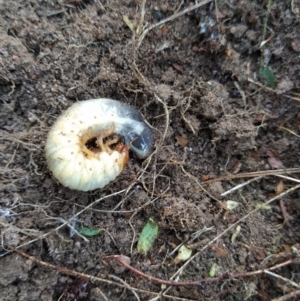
[45,98,153,191]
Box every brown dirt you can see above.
[1,1,300,300]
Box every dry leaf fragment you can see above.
[174,245,192,264]
[209,263,217,277]
[110,255,131,274]
[231,225,241,244]
[155,41,171,53]
[265,148,284,169]
[232,161,242,174]
[255,202,272,210]
[267,156,285,169]
[123,15,134,32]
[201,174,211,181]
[283,244,292,252]
[161,27,169,35]
[276,179,284,194]
[209,244,228,256]
[225,200,240,210]
[172,63,184,73]
[168,241,177,249]
[213,9,226,19]
[175,134,189,147]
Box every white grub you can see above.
[45,98,153,191]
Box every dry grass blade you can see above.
[272,289,300,301]
[278,126,300,138]
[220,176,262,197]
[284,92,300,102]
[264,270,300,290]
[221,173,300,197]
[202,167,300,184]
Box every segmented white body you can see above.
[45,98,153,191]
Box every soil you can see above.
[0,1,300,301]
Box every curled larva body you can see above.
[45,98,153,191]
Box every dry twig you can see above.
[272,289,300,301]
[105,255,299,287]
[12,248,196,301]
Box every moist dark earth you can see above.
[1,1,300,300]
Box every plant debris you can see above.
[137,218,158,254]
